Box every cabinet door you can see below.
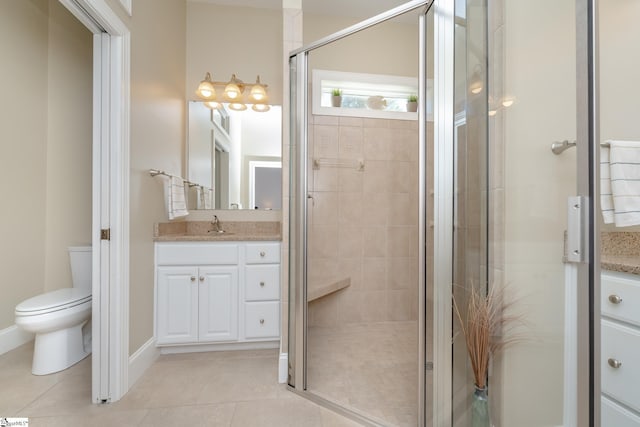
[157,266,198,345]
[199,266,238,342]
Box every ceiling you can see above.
[188,0,410,18]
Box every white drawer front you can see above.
[245,265,280,301]
[245,242,280,264]
[602,395,640,427]
[602,271,640,326]
[157,243,238,265]
[244,301,280,339]
[602,319,640,412]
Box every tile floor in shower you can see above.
[307,320,421,426]
[0,342,360,426]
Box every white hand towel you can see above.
[195,186,205,210]
[204,188,213,210]
[165,176,188,220]
[600,144,614,224]
[609,140,640,227]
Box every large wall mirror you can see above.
[187,101,282,210]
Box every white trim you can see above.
[60,0,131,404]
[249,160,282,210]
[0,325,34,356]
[564,263,578,427]
[128,338,159,389]
[158,341,280,354]
[119,0,132,16]
[311,69,422,120]
[278,352,288,383]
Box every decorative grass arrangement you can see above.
[331,88,342,96]
[453,284,522,389]
[408,94,418,102]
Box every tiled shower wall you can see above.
[306,115,419,326]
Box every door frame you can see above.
[287,1,434,425]
[59,0,131,403]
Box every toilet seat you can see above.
[15,288,92,317]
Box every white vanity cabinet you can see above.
[155,241,280,351]
[602,270,640,426]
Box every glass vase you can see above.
[471,385,490,427]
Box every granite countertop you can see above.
[154,221,281,242]
[601,232,640,275]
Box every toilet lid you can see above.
[16,288,92,314]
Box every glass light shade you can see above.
[488,109,497,117]
[470,82,483,94]
[250,84,267,102]
[502,97,514,107]
[204,100,221,109]
[196,73,216,99]
[228,102,247,111]
[224,83,241,100]
[252,103,270,112]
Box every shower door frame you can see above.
[287,1,440,425]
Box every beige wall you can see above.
[44,0,93,292]
[0,0,92,330]
[304,13,421,79]
[498,1,576,425]
[128,0,186,355]
[186,3,283,106]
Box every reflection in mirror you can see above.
[187,102,282,210]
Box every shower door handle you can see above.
[566,196,588,264]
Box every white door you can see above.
[157,266,199,344]
[199,266,238,342]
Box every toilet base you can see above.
[32,321,91,375]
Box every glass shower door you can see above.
[450,0,597,426]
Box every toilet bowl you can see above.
[15,246,92,375]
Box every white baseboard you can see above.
[128,337,159,389]
[0,325,34,356]
[279,352,288,384]
[159,340,279,355]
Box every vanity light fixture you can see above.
[195,72,270,112]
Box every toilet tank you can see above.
[68,246,92,290]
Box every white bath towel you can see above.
[600,144,614,224]
[165,176,188,220]
[609,140,640,227]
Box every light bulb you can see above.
[250,75,267,102]
[204,100,221,109]
[502,97,515,107]
[225,83,241,100]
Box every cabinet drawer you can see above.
[602,319,640,412]
[157,243,238,265]
[602,395,640,427]
[602,271,640,326]
[245,243,280,264]
[244,301,280,339]
[245,265,280,301]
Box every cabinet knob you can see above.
[260,251,266,257]
[608,294,623,304]
[260,281,265,287]
[260,319,265,325]
[199,276,205,282]
[608,358,622,369]
[190,276,196,282]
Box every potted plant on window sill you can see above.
[406,94,418,112]
[331,89,342,107]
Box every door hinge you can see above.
[566,196,588,263]
[101,228,111,241]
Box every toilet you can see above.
[15,246,92,375]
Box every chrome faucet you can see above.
[209,215,223,233]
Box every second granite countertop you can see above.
[154,221,281,242]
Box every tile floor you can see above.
[307,321,421,426]
[0,343,361,427]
